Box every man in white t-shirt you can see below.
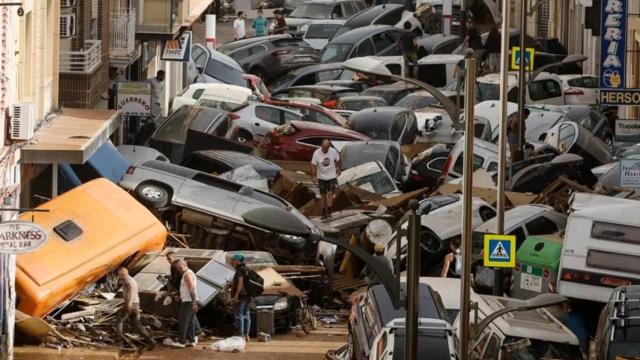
[233,11,246,40]
[311,139,341,219]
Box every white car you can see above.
[298,19,345,50]
[171,83,251,113]
[337,161,400,198]
[559,74,599,105]
[476,71,566,105]
[194,84,252,111]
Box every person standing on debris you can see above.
[311,139,341,219]
[252,9,268,36]
[399,21,419,79]
[115,267,155,348]
[440,238,462,278]
[172,259,199,348]
[149,70,165,120]
[165,251,201,342]
[228,254,252,342]
[234,11,247,40]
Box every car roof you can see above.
[475,205,555,233]
[338,95,387,102]
[569,193,640,225]
[370,282,442,325]
[329,25,398,44]
[190,150,280,169]
[341,141,396,163]
[288,63,344,76]
[478,71,561,85]
[417,33,461,49]
[306,19,346,25]
[219,34,292,52]
[419,54,464,65]
[204,47,245,71]
[289,120,368,138]
[350,107,407,124]
[342,3,404,28]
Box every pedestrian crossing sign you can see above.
[484,234,516,268]
[511,47,535,71]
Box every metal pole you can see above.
[404,199,421,360]
[459,49,476,360]
[1,253,15,360]
[517,0,528,162]
[494,0,512,297]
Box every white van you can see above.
[440,136,500,182]
[558,193,640,302]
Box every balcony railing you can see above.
[110,9,137,60]
[60,40,102,74]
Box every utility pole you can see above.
[460,0,467,37]
[404,200,421,360]
[494,0,512,297]
[458,49,476,360]
[517,0,528,163]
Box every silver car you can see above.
[229,101,303,143]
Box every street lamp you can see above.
[341,57,462,130]
[471,293,568,348]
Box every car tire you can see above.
[135,183,169,209]
[236,130,254,144]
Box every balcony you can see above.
[110,9,139,63]
[60,40,102,74]
[133,0,213,39]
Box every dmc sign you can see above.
[599,0,640,105]
[0,221,49,254]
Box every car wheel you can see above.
[236,130,254,144]
[135,183,169,209]
[422,234,444,255]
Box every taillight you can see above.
[273,50,291,57]
[229,113,240,121]
[564,88,584,96]
[126,166,136,175]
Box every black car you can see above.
[509,153,598,193]
[221,37,318,83]
[218,34,292,54]
[348,283,454,360]
[416,33,462,58]
[182,150,282,185]
[340,140,407,183]
[319,25,402,63]
[596,286,640,360]
[332,4,408,39]
[349,107,419,145]
[361,82,421,106]
[404,144,451,191]
[148,105,250,163]
[269,63,345,91]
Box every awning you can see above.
[21,109,122,164]
[180,0,215,31]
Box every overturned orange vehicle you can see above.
[16,178,167,318]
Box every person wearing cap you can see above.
[227,254,252,342]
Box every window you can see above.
[529,79,562,101]
[205,58,245,86]
[230,48,250,61]
[557,123,576,151]
[303,108,335,125]
[453,153,485,174]
[384,147,399,176]
[209,116,231,137]
[298,137,325,146]
[525,216,559,236]
[372,32,396,53]
[354,39,374,57]
[255,106,287,125]
[192,46,207,68]
[508,227,527,245]
[487,162,498,172]
[296,73,317,86]
[342,2,355,16]
[319,44,353,63]
[306,24,341,39]
[317,70,340,82]
[391,115,406,141]
[587,250,640,274]
[331,5,343,18]
[192,89,205,100]
[426,157,447,171]
[484,334,500,359]
[386,64,402,76]
[591,221,640,245]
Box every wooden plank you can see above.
[60,308,96,321]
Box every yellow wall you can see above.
[16,0,59,120]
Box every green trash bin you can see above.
[511,235,563,300]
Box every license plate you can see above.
[520,273,543,293]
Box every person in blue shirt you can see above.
[252,9,268,36]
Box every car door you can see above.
[372,31,400,56]
[187,44,210,84]
[253,105,300,138]
[353,38,375,58]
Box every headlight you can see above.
[273,297,289,311]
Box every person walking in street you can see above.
[165,251,201,343]
[227,254,252,342]
[115,267,155,349]
[234,11,247,40]
[149,70,165,121]
[172,259,199,348]
[271,10,287,34]
[252,9,268,36]
[399,22,418,79]
[311,139,341,219]
[484,26,501,73]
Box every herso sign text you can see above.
[0,221,49,254]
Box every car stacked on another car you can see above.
[349,107,419,145]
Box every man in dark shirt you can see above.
[463,20,483,51]
[226,254,252,341]
[272,10,287,34]
[399,22,418,79]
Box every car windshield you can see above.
[153,107,222,144]
[477,82,500,102]
[306,23,342,39]
[205,58,246,87]
[353,121,390,140]
[395,94,440,110]
[319,44,353,63]
[290,4,334,19]
[348,170,396,195]
[339,99,385,111]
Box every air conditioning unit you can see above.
[60,14,76,38]
[61,0,76,7]
[10,102,36,141]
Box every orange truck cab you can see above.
[16,178,167,318]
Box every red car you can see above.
[258,120,369,161]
